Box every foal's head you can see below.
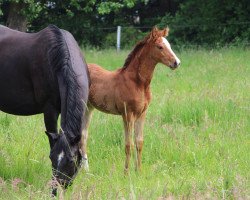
[146,27,180,69]
[46,131,82,195]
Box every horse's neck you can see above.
[124,48,157,87]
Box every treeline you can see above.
[0,0,249,48]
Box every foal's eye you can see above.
[157,45,163,50]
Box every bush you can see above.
[159,0,250,48]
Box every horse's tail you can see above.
[47,25,89,144]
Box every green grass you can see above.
[0,47,249,199]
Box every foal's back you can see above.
[88,63,121,114]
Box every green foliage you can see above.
[159,0,250,47]
[0,0,43,21]
[97,2,123,14]
[96,0,136,15]
[0,0,249,47]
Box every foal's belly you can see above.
[90,97,120,115]
[95,105,120,115]
[89,80,121,115]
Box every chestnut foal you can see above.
[80,27,180,173]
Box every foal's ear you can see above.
[45,131,59,149]
[152,26,158,32]
[149,26,159,40]
[162,27,169,37]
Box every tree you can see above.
[0,0,138,31]
[0,0,43,31]
[1,0,248,46]
[31,0,141,45]
[159,0,250,46]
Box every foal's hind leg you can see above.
[134,112,146,171]
[80,103,93,171]
[122,113,135,174]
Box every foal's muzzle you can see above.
[174,60,181,67]
[170,60,181,69]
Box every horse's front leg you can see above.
[43,103,60,148]
[43,103,60,196]
[80,103,93,171]
[122,113,135,174]
[134,111,146,171]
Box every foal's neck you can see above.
[124,47,157,87]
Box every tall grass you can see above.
[0,47,249,199]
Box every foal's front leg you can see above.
[122,113,135,174]
[134,112,146,171]
[80,104,93,171]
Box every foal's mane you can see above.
[122,34,150,69]
[47,25,84,144]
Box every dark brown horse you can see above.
[0,25,89,195]
[80,27,180,173]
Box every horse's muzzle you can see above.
[51,178,71,197]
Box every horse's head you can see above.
[46,131,82,196]
[147,27,180,70]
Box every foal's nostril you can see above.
[174,60,180,67]
[174,61,179,67]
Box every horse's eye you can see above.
[69,157,75,164]
[157,45,163,50]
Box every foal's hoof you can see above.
[82,158,89,172]
[124,168,129,176]
[135,166,142,173]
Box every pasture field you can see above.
[0,47,249,199]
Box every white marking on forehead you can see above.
[161,37,181,65]
[162,37,171,49]
[58,151,65,164]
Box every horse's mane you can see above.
[122,34,150,69]
[47,25,84,144]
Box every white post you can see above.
[117,26,121,52]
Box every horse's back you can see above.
[0,25,39,51]
[0,26,56,115]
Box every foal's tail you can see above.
[47,25,89,144]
